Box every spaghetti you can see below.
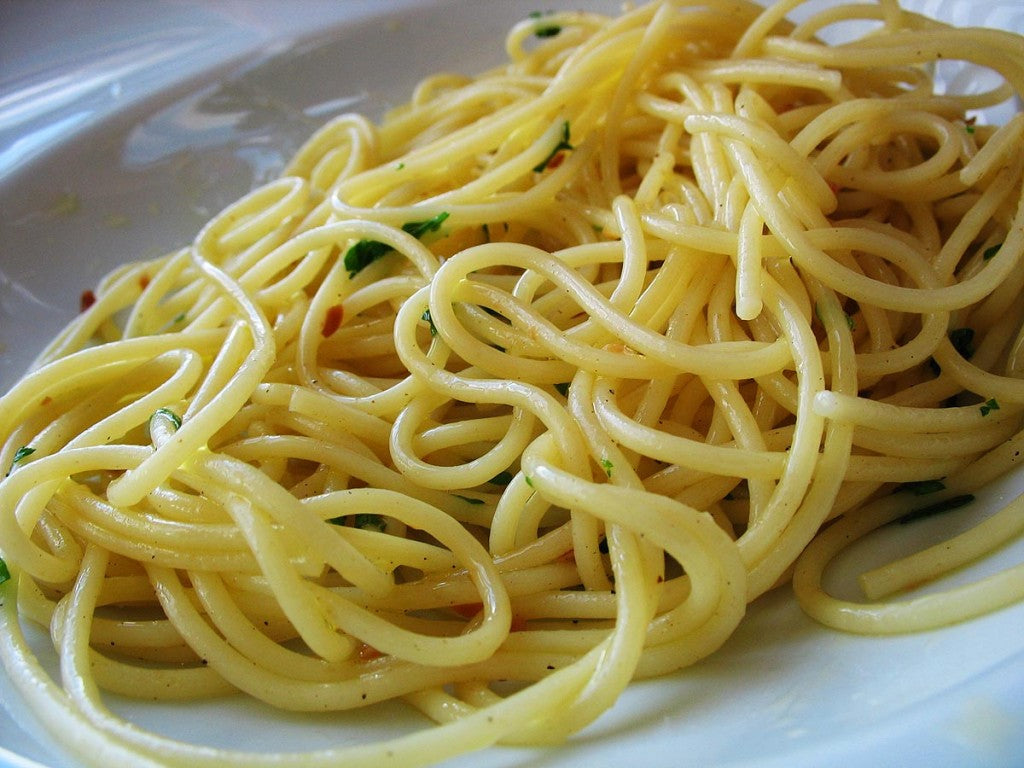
[1,0,1023,765]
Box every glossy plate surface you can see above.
[0,2,1022,766]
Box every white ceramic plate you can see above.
[0,2,1022,766]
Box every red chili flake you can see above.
[828,181,842,195]
[321,304,344,337]
[546,152,566,170]
[138,274,150,290]
[80,290,96,312]
[357,643,382,661]
[40,396,53,407]
[556,548,576,563]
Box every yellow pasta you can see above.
[0,0,1022,765]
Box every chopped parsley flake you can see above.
[489,471,514,486]
[11,446,35,465]
[980,398,1000,416]
[0,557,9,585]
[524,475,534,488]
[344,212,450,277]
[344,239,392,277]
[421,309,437,336]
[151,408,182,431]
[6,446,36,477]
[533,121,573,172]
[529,10,561,37]
[401,212,451,239]
[814,301,854,332]
[599,457,614,477]
[354,514,387,532]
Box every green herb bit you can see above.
[354,513,387,532]
[422,309,437,336]
[7,446,36,477]
[489,471,514,486]
[554,382,570,397]
[814,301,854,332]
[966,124,976,134]
[11,446,35,466]
[949,327,975,359]
[0,556,9,586]
[896,479,946,495]
[980,398,1000,416]
[983,243,1002,260]
[344,238,391,277]
[344,212,450,277]
[897,494,974,525]
[151,408,182,431]
[599,457,614,477]
[529,10,561,37]
[454,494,485,505]
[401,211,450,239]
[533,121,573,172]
[524,475,534,488]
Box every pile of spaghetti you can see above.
[2,0,1024,765]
